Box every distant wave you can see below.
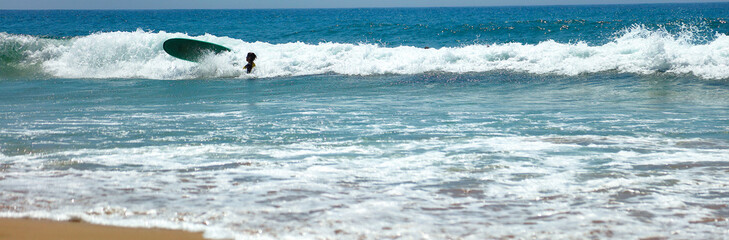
[2,25,729,80]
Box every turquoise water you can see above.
[2,4,729,239]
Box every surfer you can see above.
[244,52,256,74]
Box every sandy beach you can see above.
[0,218,206,240]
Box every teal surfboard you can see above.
[163,38,231,62]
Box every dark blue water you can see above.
[4,3,729,47]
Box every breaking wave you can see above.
[2,25,729,80]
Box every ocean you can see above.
[1,3,729,239]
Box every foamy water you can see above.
[3,130,729,239]
[3,24,729,80]
[2,73,729,239]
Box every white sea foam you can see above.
[2,133,728,239]
[2,25,729,79]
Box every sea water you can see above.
[1,4,729,239]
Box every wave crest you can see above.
[2,25,728,79]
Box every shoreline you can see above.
[0,218,206,240]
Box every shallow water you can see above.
[2,73,728,239]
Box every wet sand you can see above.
[0,218,206,240]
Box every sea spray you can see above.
[2,25,729,80]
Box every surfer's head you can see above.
[246,52,257,63]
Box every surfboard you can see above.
[163,38,231,62]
